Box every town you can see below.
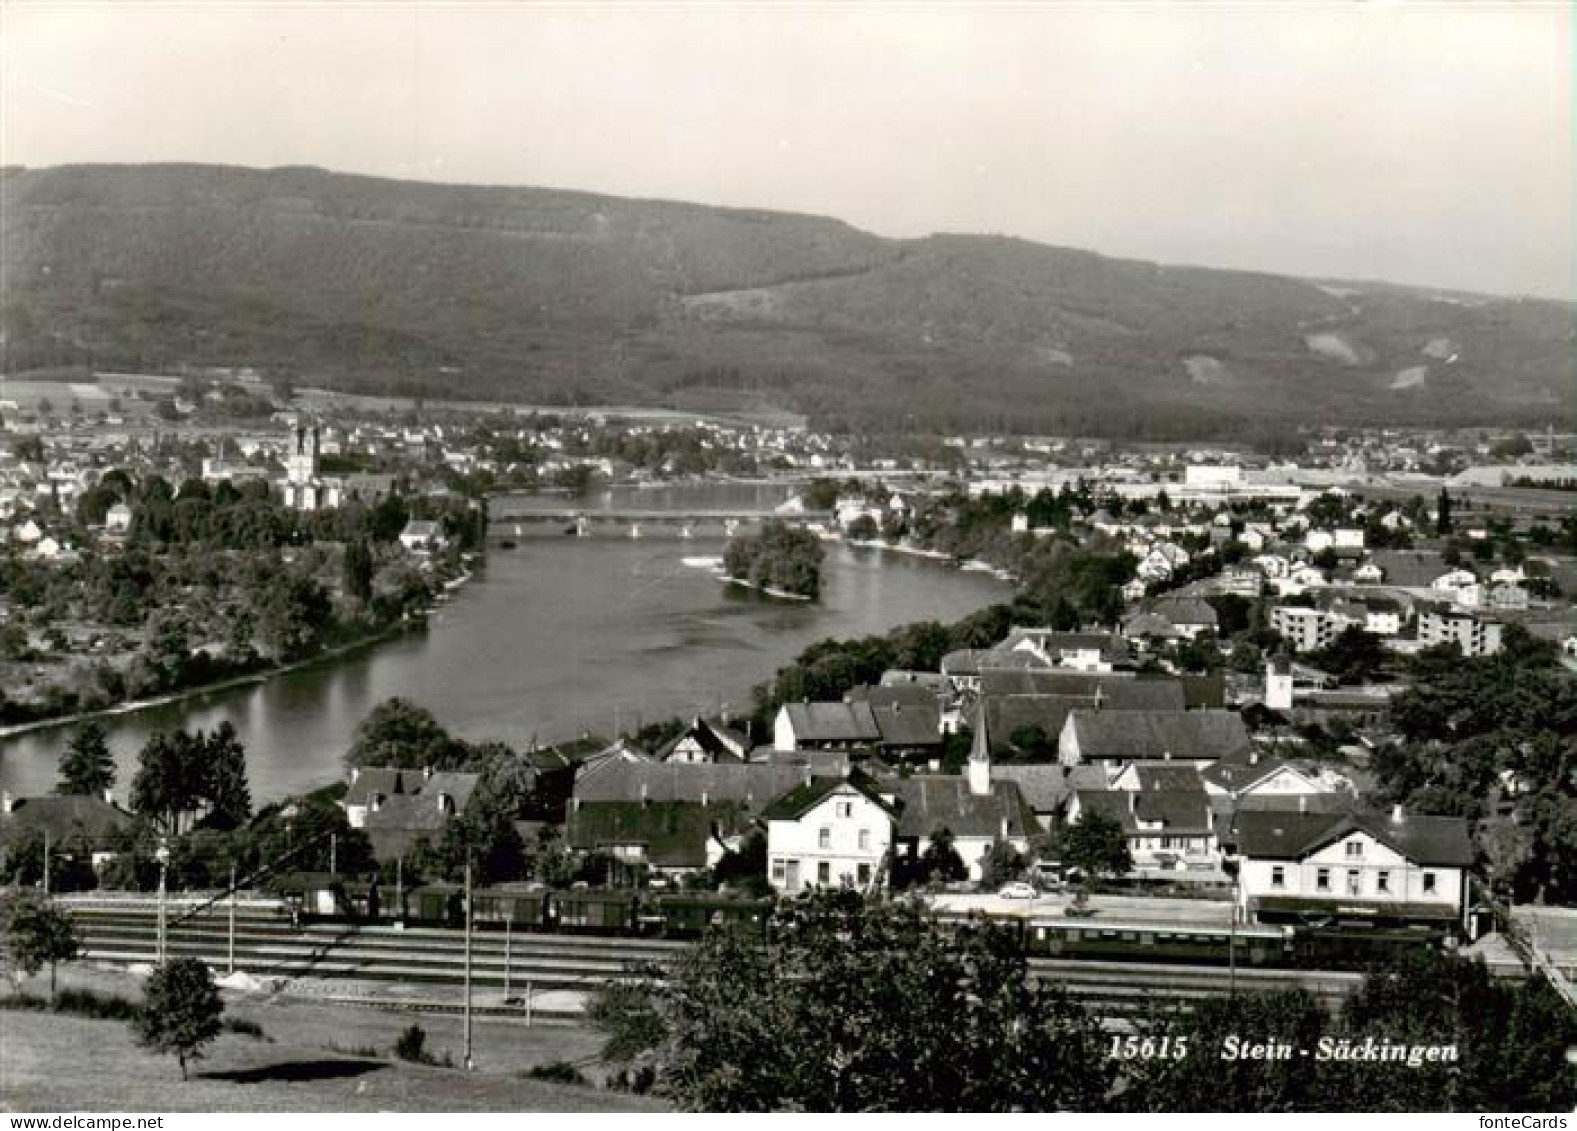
[3,373,1576,1109]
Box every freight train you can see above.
[271,873,773,938]
[271,872,1452,971]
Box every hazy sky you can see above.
[3,2,1572,299]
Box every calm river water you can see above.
[0,485,1010,804]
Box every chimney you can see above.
[1000,815,1010,840]
[422,765,433,781]
[700,790,709,808]
[1250,750,1259,766]
[350,767,360,786]
[2,791,12,814]
[1391,803,1404,824]
[641,781,650,806]
[1298,796,1307,813]
[1128,792,1137,813]
[103,788,114,806]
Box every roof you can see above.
[567,800,751,868]
[849,683,942,709]
[1367,550,1452,589]
[362,771,481,836]
[941,649,994,677]
[759,774,897,822]
[1150,597,1220,627]
[879,670,951,692]
[978,669,1185,707]
[344,767,417,808]
[1200,753,1297,794]
[868,701,942,749]
[887,777,1039,842]
[573,761,810,806]
[1131,764,1207,793]
[1065,709,1252,762]
[780,702,882,743]
[1228,809,1474,867]
[991,764,1072,815]
[656,717,751,763]
[0,795,133,848]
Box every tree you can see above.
[611,892,1113,1110]
[1435,488,1452,536]
[130,730,205,835]
[344,697,468,771]
[4,895,82,997]
[1062,811,1133,883]
[135,957,225,1080]
[57,720,116,796]
[918,828,968,883]
[1309,626,1389,685]
[343,538,374,604]
[202,722,252,830]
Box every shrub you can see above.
[222,1016,269,1041]
[524,1060,590,1087]
[393,1022,428,1063]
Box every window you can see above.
[1346,869,1360,896]
[1345,840,1364,858]
[858,829,870,851]
[857,864,871,885]
[1423,872,1437,894]
[1316,868,1331,892]
[1271,866,1285,888]
[817,861,831,885]
[835,801,852,819]
[771,859,786,883]
[1376,871,1390,894]
[818,827,831,849]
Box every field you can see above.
[0,968,667,1113]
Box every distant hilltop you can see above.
[3,163,1572,435]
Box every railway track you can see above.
[65,903,1364,1017]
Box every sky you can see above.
[2,2,1572,300]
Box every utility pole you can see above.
[503,916,512,1002]
[330,833,337,876]
[42,829,50,897]
[155,841,170,965]
[396,856,404,924]
[228,862,237,975]
[463,855,474,1071]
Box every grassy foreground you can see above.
[0,970,667,1113]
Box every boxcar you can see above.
[471,886,551,931]
[555,889,638,933]
[406,883,465,927]
[656,894,774,938]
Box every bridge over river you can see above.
[487,505,834,541]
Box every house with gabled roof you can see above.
[1227,807,1474,931]
[1058,709,1252,769]
[762,773,897,894]
[0,791,133,872]
[773,702,882,752]
[657,716,751,764]
[354,768,483,861]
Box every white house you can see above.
[104,502,133,534]
[1229,808,1474,931]
[763,776,896,893]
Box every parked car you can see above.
[997,881,1038,900]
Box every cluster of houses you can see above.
[302,612,1480,933]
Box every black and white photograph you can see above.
[0,0,1573,1115]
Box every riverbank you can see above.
[0,567,482,741]
[722,575,814,602]
[835,533,1021,584]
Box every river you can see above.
[0,485,1010,805]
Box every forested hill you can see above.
[3,163,1572,435]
